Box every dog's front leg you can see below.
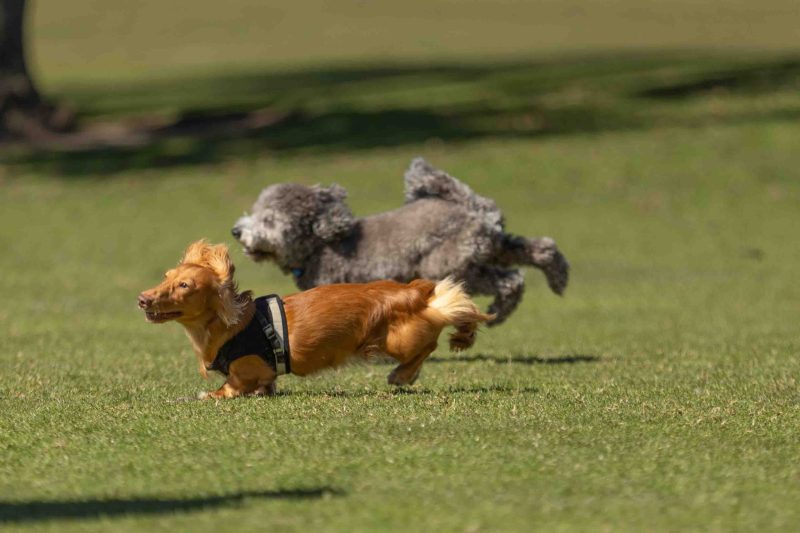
[463,265,525,326]
[494,234,569,295]
[199,373,277,400]
[197,357,277,399]
[199,381,245,400]
[172,382,246,401]
[252,382,277,396]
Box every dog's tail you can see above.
[426,277,494,351]
[403,158,504,230]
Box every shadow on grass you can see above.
[427,354,600,365]
[393,384,539,395]
[359,354,599,366]
[276,384,539,398]
[4,52,800,175]
[0,488,340,524]
[639,58,800,99]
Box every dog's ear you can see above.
[203,243,235,284]
[181,240,242,325]
[216,285,245,327]
[312,184,356,242]
[181,240,234,283]
[204,244,247,327]
[181,239,211,266]
[201,244,245,326]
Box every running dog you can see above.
[231,158,569,325]
[138,240,492,399]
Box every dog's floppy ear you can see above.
[181,240,235,283]
[203,244,245,327]
[312,184,356,242]
[181,240,244,326]
[215,283,245,327]
[203,243,235,284]
[181,239,211,266]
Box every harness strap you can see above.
[207,294,291,376]
[257,295,291,375]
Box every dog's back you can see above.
[404,157,504,230]
[313,198,496,287]
[282,278,491,380]
[311,158,507,285]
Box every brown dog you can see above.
[138,240,493,399]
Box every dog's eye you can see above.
[178,282,190,289]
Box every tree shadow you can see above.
[0,488,340,524]
[426,354,600,365]
[638,58,800,99]
[4,52,799,175]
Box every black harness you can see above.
[206,295,292,376]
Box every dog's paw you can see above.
[544,251,569,295]
[527,237,569,295]
[449,330,475,351]
[387,367,421,386]
[251,383,277,397]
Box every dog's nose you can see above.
[138,293,152,309]
[231,227,242,239]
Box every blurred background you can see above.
[1,0,799,170]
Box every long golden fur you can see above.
[138,240,493,399]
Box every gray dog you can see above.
[231,158,569,325]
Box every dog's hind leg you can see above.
[494,234,569,295]
[463,266,524,327]
[387,342,437,386]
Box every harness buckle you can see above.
[256,311,285,371]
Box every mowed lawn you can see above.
[2,1,800,531]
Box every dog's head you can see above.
[231,183,355,269]
[138,240,248,326]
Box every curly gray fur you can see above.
[232,158,569,325]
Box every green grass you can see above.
[3,127,799,531]
[29,0,800,83]
[2,1,800,531]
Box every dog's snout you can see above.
[231,226,242,239]
[138,293,152,309]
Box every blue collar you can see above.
[291,268,304,278]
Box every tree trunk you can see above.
[1,0,71,141]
